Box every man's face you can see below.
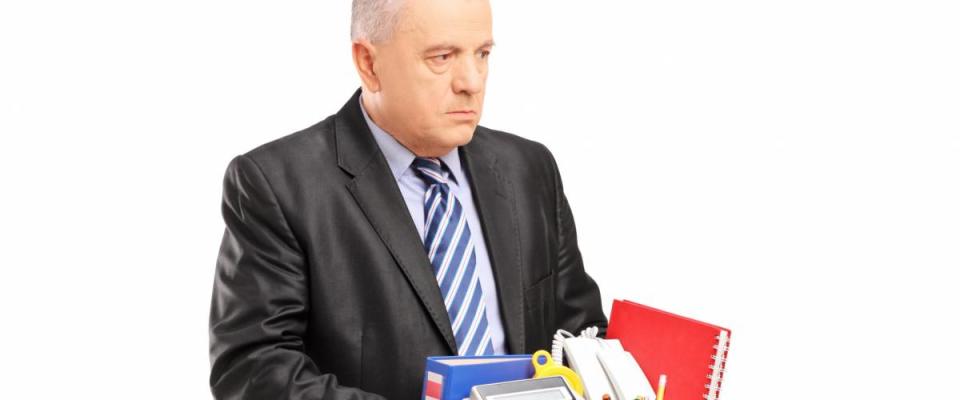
[372,0,493,155]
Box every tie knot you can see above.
[412,157,448,186]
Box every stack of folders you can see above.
[421,355,534,400]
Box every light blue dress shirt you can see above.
[359,93,507,355]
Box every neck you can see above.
[361,92,455,158]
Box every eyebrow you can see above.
[422,39,496,54]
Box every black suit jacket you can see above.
[209,88,606,399]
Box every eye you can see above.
[432,53,451,62]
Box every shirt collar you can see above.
[358,92,465,185]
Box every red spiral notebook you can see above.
[606,300,731,400]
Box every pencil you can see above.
[656,374,667,400]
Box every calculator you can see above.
[470,376,578,400]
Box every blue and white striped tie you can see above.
[413,157,494,356]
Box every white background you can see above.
[1,1,958,399]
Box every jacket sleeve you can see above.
[543,147,609,338]
[209,155,385,400]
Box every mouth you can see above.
[447,110,477,121]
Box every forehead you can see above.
[395,0,493,50]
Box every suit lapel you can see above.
[336,88,458,354]
[460,139,525,354]
[334,87,525,355]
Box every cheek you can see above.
[418,87,449,118]
[403,95,441,134]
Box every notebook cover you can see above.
[607,300,731,400]
[421,355,534,400]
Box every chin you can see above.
[452,125,477,146]
[423,126,476,155]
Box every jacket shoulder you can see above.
[474,125,555,166]
[473,125,559,181]
[241,115,338,166]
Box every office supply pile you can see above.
[421,299,731,400]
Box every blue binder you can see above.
[422,354,534,400]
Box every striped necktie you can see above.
[412,157,494,356]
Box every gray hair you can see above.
[351,0,407,44]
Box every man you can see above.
[209,0,606,398]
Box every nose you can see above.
[451,55,485,96]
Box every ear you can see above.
[352,40,381,92]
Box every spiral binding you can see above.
[702,330,730,400]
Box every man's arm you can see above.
[544,147,609,337]
[209,155,383,400]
